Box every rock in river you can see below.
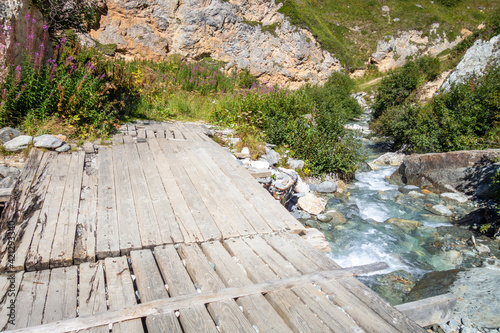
[386,218,423,230]
[317,180,337,193]
[297,193,326,215]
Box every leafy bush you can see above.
[437,0,463,7]
[0,15,120,137]
[373,64,500,153]
[214,73,363,176]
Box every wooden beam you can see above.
[395,293,457,327]
[7,262,388,333]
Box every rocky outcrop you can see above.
[370,24,469,72]
[441,34,500,91]
[90,0,340,88]
[396,149,500,198]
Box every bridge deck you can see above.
[0,122,426,332]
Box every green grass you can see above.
[275,0,499,70]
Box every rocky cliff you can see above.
[370,24,471,72]
[441,34,500,91]
[90,0,340,88]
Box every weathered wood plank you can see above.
[0,188,13,202]
[147,138,202,243]
[283,232,426,333]
[223,237,331,333]
[154,244,218,333]
[137,128,146,143]
[395,293,457,327]
[246,235,363,333]
[7,263,387,333]
[202,140,305,232]
[50,151,85,268]
[25,154,72,271]
[0,271,23,330]
[159,140,221,241]
[112,144,142,254]
[177,243,255,332]
[43,266,78,323]
[188,146,270,235]
[130,250,183,333]
[78,261,108,333]
[74,167,98,264]
[104,256,144,333]
[183,145,257,237]
[136,142,183,244]
[169,141,239,239]
[13,270,50,329]
[96,147,120,258]
[146,129,156,139]
[0,152,55,272]
[123,139,163,248]
[155,129,166,138]
[200,241,293,332]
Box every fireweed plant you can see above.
[0,14,118,137]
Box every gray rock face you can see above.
[262,148,280,165]
[3,135,32,151]
[0,127,20,143]
[317,180,337,193]
[396,149,500,198]
[287,158,305,170]
[33,134,63,149]
[441,34,500,91]
[0,165,20,178]
[429,204,453,217]
[55,143,71,152]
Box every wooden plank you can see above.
[147,138,202,243]
[137,128,146,143]
[0,152,55,272]
[283,233,426,333]
[154,244,218,333]
[25,154,72,271]
[183,145,257,237]
[177,243,255,332]
[136,142,183,244]
[8,263,387,333]
[200,241,292,332]
[13,270,50,329]
[188,146,271,234]
[43,266,78,323]
[104,256,144,333]
[127,124,137,137]
[146,129,156,139]
[96,147,120,258]
[174,123,198,141]
[159,140,221,241]
[112,144,142,254]
[155,129,165,138]
[0,187,13,202]
[0,271,24,330]
[123,140,163,248]
[395,293,457,327]
[223,238,331,333]
[78,261,108,333]
[112,133,124,144]
[169,141,239,239]
[74,167,98,264]
[202,140,305,232]
[50,151,85,268]
[246,235,363,333]
[130,250,183,333]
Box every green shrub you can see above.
[437,0,463,7]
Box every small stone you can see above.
[429,204,453,217]
[0,127,20,143]
[294,177,310,194]
[54,134,67,142]
[415,4,423,8]
[441,192,468,204]
[3,135,33,152]
[297,193,326,215]
[336,180,347,194]
[0,166,20,179]
[326,210,347,225]
[309,183,317,192]
[385,218,423,230]
[475,243,490,254]
[400,185,421,194]
[83,142,95,154]
[382,5,390,12]
[250,160,270,169]
[393,18,400,22]
[55,143,71,152]
[317,181,337,193]
[262,148,280,165]
[408,191,425,198]
[33,134,63,149]
[317,213,332,222]
[288,158,305,170]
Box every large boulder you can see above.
[396,149,500,198]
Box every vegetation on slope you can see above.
[276,0,499,69]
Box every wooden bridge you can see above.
[0,122,427,332]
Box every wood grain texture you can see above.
[13,270,50,329]
[104,256,144,333]
[130,250,183,333]
[0,271,24,330]
[96,147,120,258]
[74,169,98,264]
[43,266,78,323]
[78,261,108,333]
